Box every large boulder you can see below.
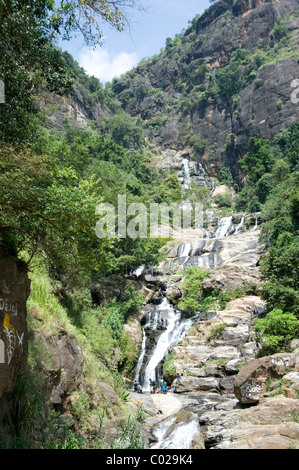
[234,353,299,404]
[0,253,30,399]
[43,331,84,406]
[166,283,182,304]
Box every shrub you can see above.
[206,324,227,343]
[163,353,177,383]
[178,267,210,313]
[254,308,299,356]
[214,192,233,208]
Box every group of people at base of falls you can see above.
[148,373,181,394]
[133,380,143,393]
[130,372,182,394]
[149,378,168,394]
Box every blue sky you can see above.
[57,0,212,84]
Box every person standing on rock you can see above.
[176,372,181,384]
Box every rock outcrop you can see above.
[113,0,299,179]
[200,396,299,449]
[41,84,113,132]
[234,353,299,404]
[0,251,30,399]
[171,295,266,395]
[42,331,84,406]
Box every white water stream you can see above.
[182,158,191,189]
[214,215,233,238]
[151,413,200,449]
[131,158,253,448]
[136,298,194,392]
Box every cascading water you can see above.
[151,412,201,449]
[234,213,245,234]
[181,158,191,189]
[133,265,145,277]
[135,297,194,392]
[177,242,192,258]
[214,216,234,238]
[251,212,261,231]
[214,214,248,238]
[133,315,152,384]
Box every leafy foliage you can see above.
[235,123,299,353]
[178,267,210,313]
[254,309,299,356]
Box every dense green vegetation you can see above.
[0,0,157,449]
[235,123,299,355]
[0,0,298,449]
[0,262,146,449]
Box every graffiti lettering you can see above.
[0,298,18,315]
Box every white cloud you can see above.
[78,47,139,83]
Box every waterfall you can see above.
[151,413,201,449]
[214,216,234,238]
[133,314,151,384]
[133,265,145,277]
[137,297,194,392]
[197,254,212,268]
[182,158,191,189]
[177,242,192,258]
[234,213,245,234]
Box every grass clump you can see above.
[206,324,227,343]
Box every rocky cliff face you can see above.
[113,0,299,179]
[0,250,30,400]
[40,84,113,131]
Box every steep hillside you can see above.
[0,0,298,450]
[112,0,299,181]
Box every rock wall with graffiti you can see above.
[0,251,30,399]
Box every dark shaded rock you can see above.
[43,331,84,405]
[219,375,237,394]
[0,252,30,399]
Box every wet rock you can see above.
[151,409,205,449]
[166,284,182,304]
